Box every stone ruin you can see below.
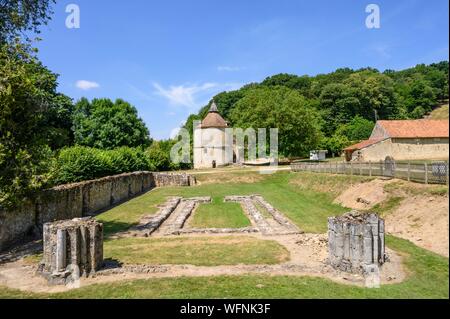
[113,194,301,238]
[225,195,301,235]
[38,217,103,285]
[328,211,385,287]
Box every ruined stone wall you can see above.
[328,211,385,274]
[153,172,196,187]
[40,217,103,285]
[0,172,195,251]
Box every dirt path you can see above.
[0,232,406,294]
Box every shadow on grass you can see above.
[100,220,136,238]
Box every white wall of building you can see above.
[193,127,233,169]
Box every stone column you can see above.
[40,217,103,285]
[328,211,385,283]
[56,229,66,272]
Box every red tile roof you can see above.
[344,138,384,151]
[378,119,449,138]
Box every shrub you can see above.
[54,146,113,184]
[145,143,171,171]
[53,142,188,185]
[108,147,152,174]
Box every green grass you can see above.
[1,236,447,299]
[1,170,448,299]
[189,198,251,228]
[95,171,348,235]
[372,196,404,217]
[383,180,449,197]
[22,253,42,265]
[104,236,288,266]
[429,103,449,119]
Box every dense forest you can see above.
[184,62,449,157]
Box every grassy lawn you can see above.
[1,236,448,299]
[104,236,288,266]
[189,198,251,228]
[96,171,349,236]
[1,170,447,299]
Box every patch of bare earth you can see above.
[334,178,449,257]
[334,178,395,210]
[385,195,449,257]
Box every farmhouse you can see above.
[343,119,449,162]
[193,101,234,169]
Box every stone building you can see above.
[193,101,234,169]
[343,119,449,162]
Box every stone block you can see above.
[328,210,385,275]
[39,217,103,285]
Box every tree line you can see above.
[0,1,188,208]
[1,1,448,209]
[184,62,448,157]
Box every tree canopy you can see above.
[184,61,449,157]
[72,98,151,150]
[229,86,322,157]
[0,0,55,44]
[0,42,66,207]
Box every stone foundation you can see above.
[39,217,103,285]
[328,211,385,277]
[225,195,301,235]
[115,195,299,238]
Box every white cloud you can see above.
[76,80,100,90]
[153,82,242,109]
[169,127,181,139]
[153,82,217,108]
[217,66,243,72]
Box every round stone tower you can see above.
[193,101,233,169]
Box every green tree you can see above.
[336,116,375,141]
[321,134,350,157]
[186,60,448,159]
[145,141,171,171]
[72,98,151,150]
[406,79,436,115]
[0,42,62,208]
[0,0,55,44]
[42,93,75,149]
[229,86,322,157]
[262,74,312,97]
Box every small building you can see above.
[193,101,233,169]
[343,119,449,162]
[310,150,328,161]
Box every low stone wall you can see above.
[0,172,196,251]
[153,172,196,187]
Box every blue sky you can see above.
[35,0,449,139]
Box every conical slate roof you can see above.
[200,101,228,128]
[209,101,219,113]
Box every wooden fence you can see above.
[291,160,449,185]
